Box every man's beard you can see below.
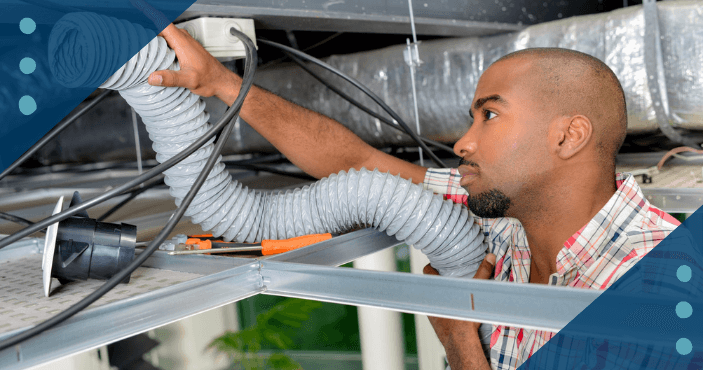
[466,189,511,218]
[458,158,511,218]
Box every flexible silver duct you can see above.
[48,13,486,278]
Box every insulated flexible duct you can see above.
[250,1,703,146]
[35,1,703,166]
[48,13,486,278]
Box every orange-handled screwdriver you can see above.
[168,233,332,255]
[260,233,332,255]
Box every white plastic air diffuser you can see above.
[175,17,257,61]
[42,196,64,297]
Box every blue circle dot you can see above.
[19,58,36,74]
[19,18,36,35]
[676,301,693,319]
[19,96,37,115]
[677,265,692,282]
[676,338,692,355]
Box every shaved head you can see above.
[494,48,628,169]
[454,47,629,219]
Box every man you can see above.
[148,25,680,369]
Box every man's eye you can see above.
[485,110,497,120]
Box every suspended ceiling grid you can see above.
[1,151,700,368]
[0,228,602,370]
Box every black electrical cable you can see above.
[273,40,447,166]
[227,163,316,181]
[259,32,344,71]
[0,27,257,351]
[258,39,448,168]
[221,154,315,180]
[0,89,112,182]
[5,159,159,177]
[0,212,45,234]
[96,177,165,222]
[0,211,34,227]
[286,53,455,155]
[222,153,285,166]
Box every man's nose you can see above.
[453,125,478,158]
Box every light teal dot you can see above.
[676,338,692,355]
[19,58,36,74]
[677,265,692,282]
[676,301,693,319]
[19,96,37,115]
[19,18,36,35]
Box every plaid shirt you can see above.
[422,168,680,370]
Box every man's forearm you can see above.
[216,72,427,182]
[424,258,496,370]
[429,317,491,370]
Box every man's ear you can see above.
[550,115,592,160]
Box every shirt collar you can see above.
[555,173,649,278]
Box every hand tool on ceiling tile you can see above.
[167,233,332,256]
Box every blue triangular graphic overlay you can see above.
[0,0,196,172]
[519,209,703,369]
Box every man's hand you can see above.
[424,253,495,370]
[147,24,240,104]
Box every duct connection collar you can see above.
[42,192,137,297]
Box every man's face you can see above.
[454,58,553,218]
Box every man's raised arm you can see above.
[148,24,427,183]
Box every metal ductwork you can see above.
[30,1,703,165]
[253,1,703,147]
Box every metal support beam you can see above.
[0,262,262,370]
[260,261,601,332]
[177,3,522,37]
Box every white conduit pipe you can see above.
[48,13,487,277]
